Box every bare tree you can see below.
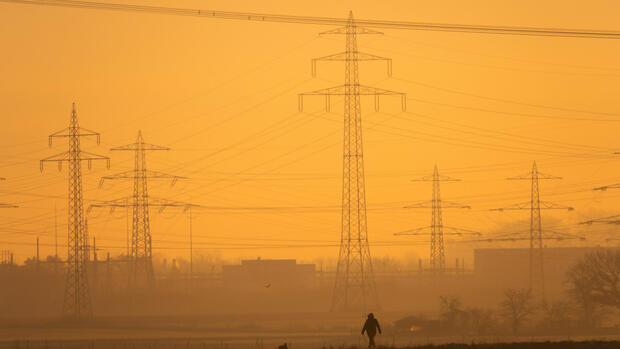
[566,258,601,327]
[567,249,619,307]
[468,307,495,336]
[566,249,619,326]
[540,301,573,330]
[439,295,465,330]
[500,288,536,335]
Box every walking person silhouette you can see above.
[361,313,382,348]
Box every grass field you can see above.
[1,340,620,349]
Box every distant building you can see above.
[222,259,316,290]
[473,246,618,297]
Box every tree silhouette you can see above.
[500,288,536,335]
[566,249,619,325]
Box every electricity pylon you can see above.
[490,161,573,300]
[41,103,110,320]
[90,131,193,290]
[298,12,405,312]
[397,165,474,274]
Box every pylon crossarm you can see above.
[580,214,620,225]
[79,151,110,161]
[405,200,468,209]
[442,201,471,209]
[143,170,187,185]
[506,171,561,180]
[536,172,563,180]
[78,151,111,170]
[506,171,561,181]
[99,170,134,186]
[539,201,574,210]
[312,52,392,77]
[490,202,531,211]
[111,143,170,151]
[404,201,432,209]
[411,175,460,182]
[300,84,404,96]
[87,197,131,214]
[148,197,199,213]
[393,226,432,235]
[299,85,406,112]
[543,231,586,240]
[49,127,100,139]
[462,236,583,243]
[443,226,482,236]
[594,183,620,191]
[41,151,70,162]
[100,170,186,183]
[395,225,480,236]
[319,26,383,36]
[40,152,69,171]
[314,51,390,62]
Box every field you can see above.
[1,313,619,349]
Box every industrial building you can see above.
[222,259,316,291]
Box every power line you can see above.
[3,0,620,39]
[394,77,620,119]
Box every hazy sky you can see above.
[1,0,620,264]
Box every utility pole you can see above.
[396,165,475,274]
[126,205,130,257]
[90,131,195,291]
[298,12,405,312]
[84,218,90,263]
[54,204,58,259]
[92,235,98,290]
[36,236,40,272]
[490,161,573,300]
[41,102,110,320]
[189,206,193,290]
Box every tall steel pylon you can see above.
[41,103,110,319]
[396,165,474,273]
[91,131,192,290]
[491,161,573,300]
[299,12,406,312]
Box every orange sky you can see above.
[1,0,620,265]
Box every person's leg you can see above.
[368,334,375,348]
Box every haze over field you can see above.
[0,0,619,347]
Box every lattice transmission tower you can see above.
[41,103,110,319]
[491,161,573,300]
[396,165,475,273]
[298,12,406,312]
[91,131,193,290]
